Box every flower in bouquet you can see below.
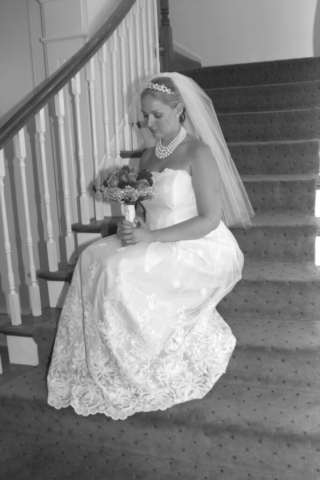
[93,165,155,204]
[93,166,156,224]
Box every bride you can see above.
[47,73,254,420]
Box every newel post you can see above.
[159,0,174,72]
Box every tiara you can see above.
[144,82,174,94]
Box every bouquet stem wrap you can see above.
[124,204,136,224]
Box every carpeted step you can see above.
[31,313,320,390]
[229,140,320,175]
[180,57,320,89]
[219,261,320,321]
[242,174,317,214]
[0,367,319,480]
[226,317,320,389]
[208,81,320,114]
[1,430,288,480]
[232,213,317,262]
[218,109,320,143]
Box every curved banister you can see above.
[0,0,136,150]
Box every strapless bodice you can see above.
[141,169,198,231]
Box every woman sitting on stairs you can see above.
[47,73,254,420]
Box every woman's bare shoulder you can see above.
[185,136,213,162]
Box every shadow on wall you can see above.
[314,0,320,55]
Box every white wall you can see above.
[170,0,320,66]
[87,0,120,35]
[0,0,43,124]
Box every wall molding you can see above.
[173,41,202,64]
[40,32,88,43]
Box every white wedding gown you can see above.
[47,169,243,420]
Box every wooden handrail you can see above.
[0,0,136,150]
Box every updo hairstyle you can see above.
[141,77,186,124]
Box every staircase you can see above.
[1,57,320,479]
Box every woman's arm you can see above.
[119,142,222,245]
[135,201,145,222]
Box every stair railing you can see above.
[0,0,160,326]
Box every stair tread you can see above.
[180,57,320,89]
[207,79,320,92]
[229,140,320,176]
[1,430,296,480]
[29,311,320,351]
[0,307,61,337]
[241,212,317,227]
[219,109,320,143]
[209,81,320,112]
[242,261,320,281]
[242,173,317,182]
[72,216,122,233]
[1,364,319,439]
[1,367,319,478]
[228,316,320,351]
[121,150,144,158]
[37,265,74,282]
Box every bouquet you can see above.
[93,165,155,223]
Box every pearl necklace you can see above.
[155,127,187,159]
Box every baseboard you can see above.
[173,41,202,65]
[7,336,39,366]
[47,281,69,308]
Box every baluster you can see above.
[119,20,132,150]
[99,44,112,169]
[153,0,161,73]
[13,129,42,316]
[147,0,155,76]
[55,89,76,263]
[86,57,104,219]
[133,0,143,84]
[0,149,21,325]
[109,31,122,166]
[35,109,59,271]
[126,9,139,149]
[140,0,149,78]
[71,73,90,225]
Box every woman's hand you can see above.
[117,218,153,246]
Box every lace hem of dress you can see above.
[48,368,227,421]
